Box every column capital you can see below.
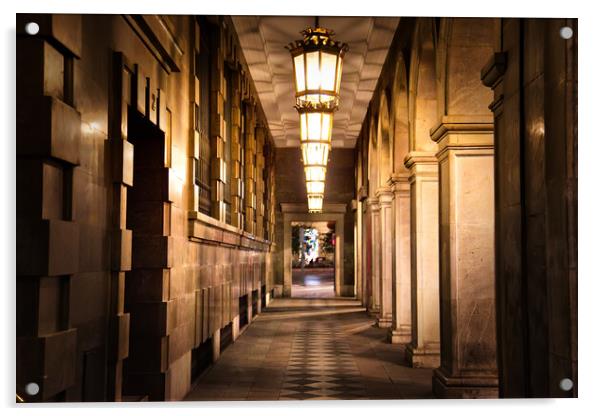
[366,196,380,211]
[403,151,438,170]
[376,187,393,205]
[430,115,494,145]
[388,173,411,195]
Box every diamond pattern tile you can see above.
[185,298,434,402]
[279,322,369,400]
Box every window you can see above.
[240,102,247,228]
[223,64,233,225]
[196,21,212,216]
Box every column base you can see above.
[387,327,411,344]
[405,343,440,368]
[432,368,499,399]
[376,316,392,328]
[368,307,380,318]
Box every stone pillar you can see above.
[376,188,393,328]
[404,152,440,368]
[354,199,363,303]
[430,117,498,398]
[388,173,412,344]
[361,199,370,308]
[366,197,380,316]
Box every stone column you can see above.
[404,152,440,368]
[388,173,412,344]
[376,188,393,328]
[430,117,498,398]
[352,199,363,302]
[361,199,370,308]
[366,197,381,316]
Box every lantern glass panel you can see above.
[306,181,325,194]
[300,113,308,141]
[321,112,332,139]
[305,51,321,90]
[305,166,326,182]
[307,194,323,212]
[294,54,306,92]
[335,56,343,95]
[302,142,329,166]
[321,52,337,91]
[307,112,323,140]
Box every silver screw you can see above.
[24,382,40,396]
[24,22,40,35]
[559,26,573,40]
[559,378,573,391]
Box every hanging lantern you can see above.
[299,105,334,166]
[307,194,324,213]
[286,27,348,108]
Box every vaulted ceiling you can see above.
[231,16,399,148]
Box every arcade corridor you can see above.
[16,13,577,402]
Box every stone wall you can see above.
[16,13,276,402]
[482,18,578,398]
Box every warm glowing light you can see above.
[304,166,327,182]
[307,194,324,213]
[286,27,348,108]
[306,180,325,194]
[301,142,330,166]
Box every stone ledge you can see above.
[187,210,271,252]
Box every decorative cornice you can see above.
[387,172,410,185]
[365,196,380,207]
[388,173,410,194]
[430,115,494,144]
[123,15,183,73]
[403,151,438,170]
[481,52,506,88]
[187,210,271,251]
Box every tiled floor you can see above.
[185,298,434,401]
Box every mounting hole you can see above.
[559,26,573,40]
[559,378,573,391]
[24,22,40,35]
[24,382,40,396]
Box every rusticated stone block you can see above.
[16,37,64,100]
[16,159,67,221]
[110,139,134,186]
[126,335,168,374]
[128,201,170,236]
[111,228,132,272]
[17,95,81,165]
[17,219,79,276]
[168,320,195,364]
[17,14,82,57]
[165,351,191,401]
[126,269,169,303]
[131,235,172,269]
[128,299,176,336]
[108,312,130,362]
[16,328,77,401]
[129,167,178,203]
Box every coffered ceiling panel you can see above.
[232,16,399,148]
